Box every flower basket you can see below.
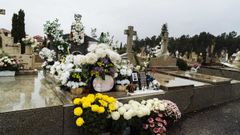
[115,85,127,92]
[71,87,84,95]
[0,70,16,77]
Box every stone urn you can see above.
[115,85,127,92]
[25,46,33,55]
[71,87,84,95]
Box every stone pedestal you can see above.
[25,46,33,55]
[149,55,176,67]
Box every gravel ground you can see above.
[168,99,240,135]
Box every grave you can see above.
[163,70,232,85]
[124,26,137,64]
[0,28,41,70]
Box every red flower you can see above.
[153,127,159,133]
[148,117,154,123]
[155,117,163,122]
[150,123,155,128]
[143,124,149,130]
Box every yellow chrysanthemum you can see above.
[91,104,99,112]
[86,96,95,103]
[108,103,116,112]
[96,93,103,99]
[99,100,108,107]
[82,101,91,108]
[76,117,84,127]
[97,106,105,113]
[106,97,116,103]
[74,107,83,116]
[102,95,109,101]
[73,98,81,105]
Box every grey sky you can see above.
[1,0,240,43]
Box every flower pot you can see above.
[0,71,16,77]
[25,46,33,55]
[93,75,114,92]
[116,85,127,92]
[71,87,84,95]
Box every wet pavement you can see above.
[0,73,62,113]
[169,99,240,135]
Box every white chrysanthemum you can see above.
[73,55,86,65]
[123,111,132,120]
[87,44,98,52]
[85,53,98,64]
[95,48,107,58]
[111,111,120,120]
[123,104,131,111]
[120,68,127,76]
[159,104,166,111]
[118,106,126,115]
[126,69,132,76]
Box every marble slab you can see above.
[164,71,231,85]
[149,72,208,90]
[0,73,62,113]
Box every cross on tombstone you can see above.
[0,9,6,15]
[124,26,136,53]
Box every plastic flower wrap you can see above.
[73,93,117,134]
[0,56,20,71]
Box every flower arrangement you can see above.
[73,93,117,134]
[0,56,20,71]
[39,47,56,70]
[21,36,38,48]
[115,64,133,86]
[147,74,161,90]
[141,99,181,135]
[109,98,181,134]
[43,18,63,41]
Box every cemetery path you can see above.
[168,99,240,135]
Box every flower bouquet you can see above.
[39,47,56,71]
[141,99,181,135]
[0,56,20,76]
[73,93,117,135]
[21,36,38,48]
[115,64,132,87]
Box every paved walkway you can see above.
[169,99,240,135]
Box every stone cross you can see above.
[0,9,6,15]
[124,26,136,53]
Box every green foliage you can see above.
[11,10,26,43]
[176,58,190,71]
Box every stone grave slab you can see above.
[164,70,232,85]
[149,72,207,90]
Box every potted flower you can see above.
[0,56,20,76]
[39,47,56,72]
[115,64,132,92]
[73,93,117,135]
[22,36,38,54]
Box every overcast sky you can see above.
[1,0,240,43]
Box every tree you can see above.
[11,9,26,54]
[18,9,26,42]
[11,13,18,43]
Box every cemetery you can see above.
[1,4,240,135]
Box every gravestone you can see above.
[139,71,147,89]
[124,26,137,64]
[149,30,176,68]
